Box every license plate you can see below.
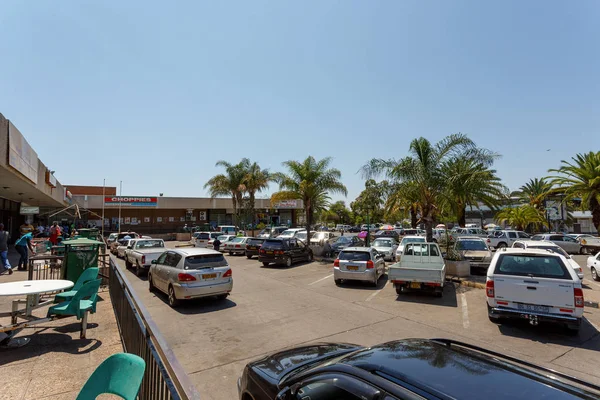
[517,303,549,313]
[267,251,273,254]
[248,246,256,250]
[202,273,217,279]
[410,282,421,289]
[347,266,358,271]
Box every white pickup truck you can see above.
[389,242,446,297]
[486,248,584,333]
[579,235,600,254]
[486,230,531,250]
[125,238,166,276]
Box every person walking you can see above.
[213,237,222,252]
[15,232,34,271]
[0,224,11,275]
[49,221,62,246]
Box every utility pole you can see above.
[118,181,122,234]
[101,178,105,238]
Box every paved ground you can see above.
[0,264,122,400]
[114,244,600,400]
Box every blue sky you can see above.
[1,1,598,204]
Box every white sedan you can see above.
[117,239,136,259]
[587,251,600,281]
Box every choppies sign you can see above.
[104,197,158,207]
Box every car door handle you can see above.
[526,286,537,290]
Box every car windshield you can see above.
[136,240,164,249]
[247,238,264,246]
[231,237,245,243]
[312,232,327,240]
[184,254,228,269]
[262,240,284,250]
[339,251,370,261]
[296,232,307,240]
[528,245,569,258]
[494,254,570,279]
[280,230,296,237]
[401,237,425,245]
[197,233,210,240]
[334,236,351,244]
[217,235,230,241]
[210,232,221,239]
[457,240,487,250]
[373,239,392,247]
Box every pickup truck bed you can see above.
[389,243,446,297]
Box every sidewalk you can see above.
[0,261,123,400]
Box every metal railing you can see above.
[28,255,64,281]
[108,254,201,400]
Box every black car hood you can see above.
[250,343,361,381]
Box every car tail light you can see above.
[222,269,232,278]
[574,288,584,308]
[486,280,495,298]
[235,244,241,248]
[366,260,374,269]
[333,259,340,267]
[178,273,196,282]
[141,255,145,264]
[486,238,491,243]
[275,250,284,255]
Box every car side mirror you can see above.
[127,246,132,249]
[151,259,158,264]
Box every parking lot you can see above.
[115,245,600,400]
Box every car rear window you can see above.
[339,251,371,261]
[184,254,227,269]
[262,240,285,250]
[493,254,571,280]
[136,240,164,249]
[197,233,210,240]
[247,238,264,246]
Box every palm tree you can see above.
[241,159,272,227]
[495,205,547,231]
[516,178,552,211]
[362,134,492,241]
[204,160,247,226]
[440,158,507,227]
[272,156,347,241]
[384,182,420,228]
[549,151,600,233]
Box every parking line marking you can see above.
[365,280,389,302]
[460,293,470,329]
[309,274,333,286]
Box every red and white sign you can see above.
[104,197,158,207]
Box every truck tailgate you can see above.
[494,277,575,308]
[389,265,445,284]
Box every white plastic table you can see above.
[0,280,73,348]
[0,280,73,321]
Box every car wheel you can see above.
[565,323,580,335]
[228,251,233,256]
[335,279,342,285]
[592,267,600,281]
[125,259,132,269]
[286,256,292,267]
[216,293,228,300]
[307,252,313,262]
[497,242,507,249]
[148,274,155,292]
[135,263,143,277]
[487,304,501,324]
[395,286,403,295]
[262,262,269,267]
[434,288,443,298]
[168,286,180,307]
[579,247,587,255]
[246,254,252,259]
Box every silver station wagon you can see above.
[148,248,233,307]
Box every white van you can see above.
[218,225,237,235]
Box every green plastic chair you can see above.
[76,353,146,400]
[54,267,99,303]
[47,278,101,338]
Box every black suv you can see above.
[245,238,265,259]
[258,238,313,267]
[238,338,600,400]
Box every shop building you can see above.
[69,186,304,234]
[0,113,69,240]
